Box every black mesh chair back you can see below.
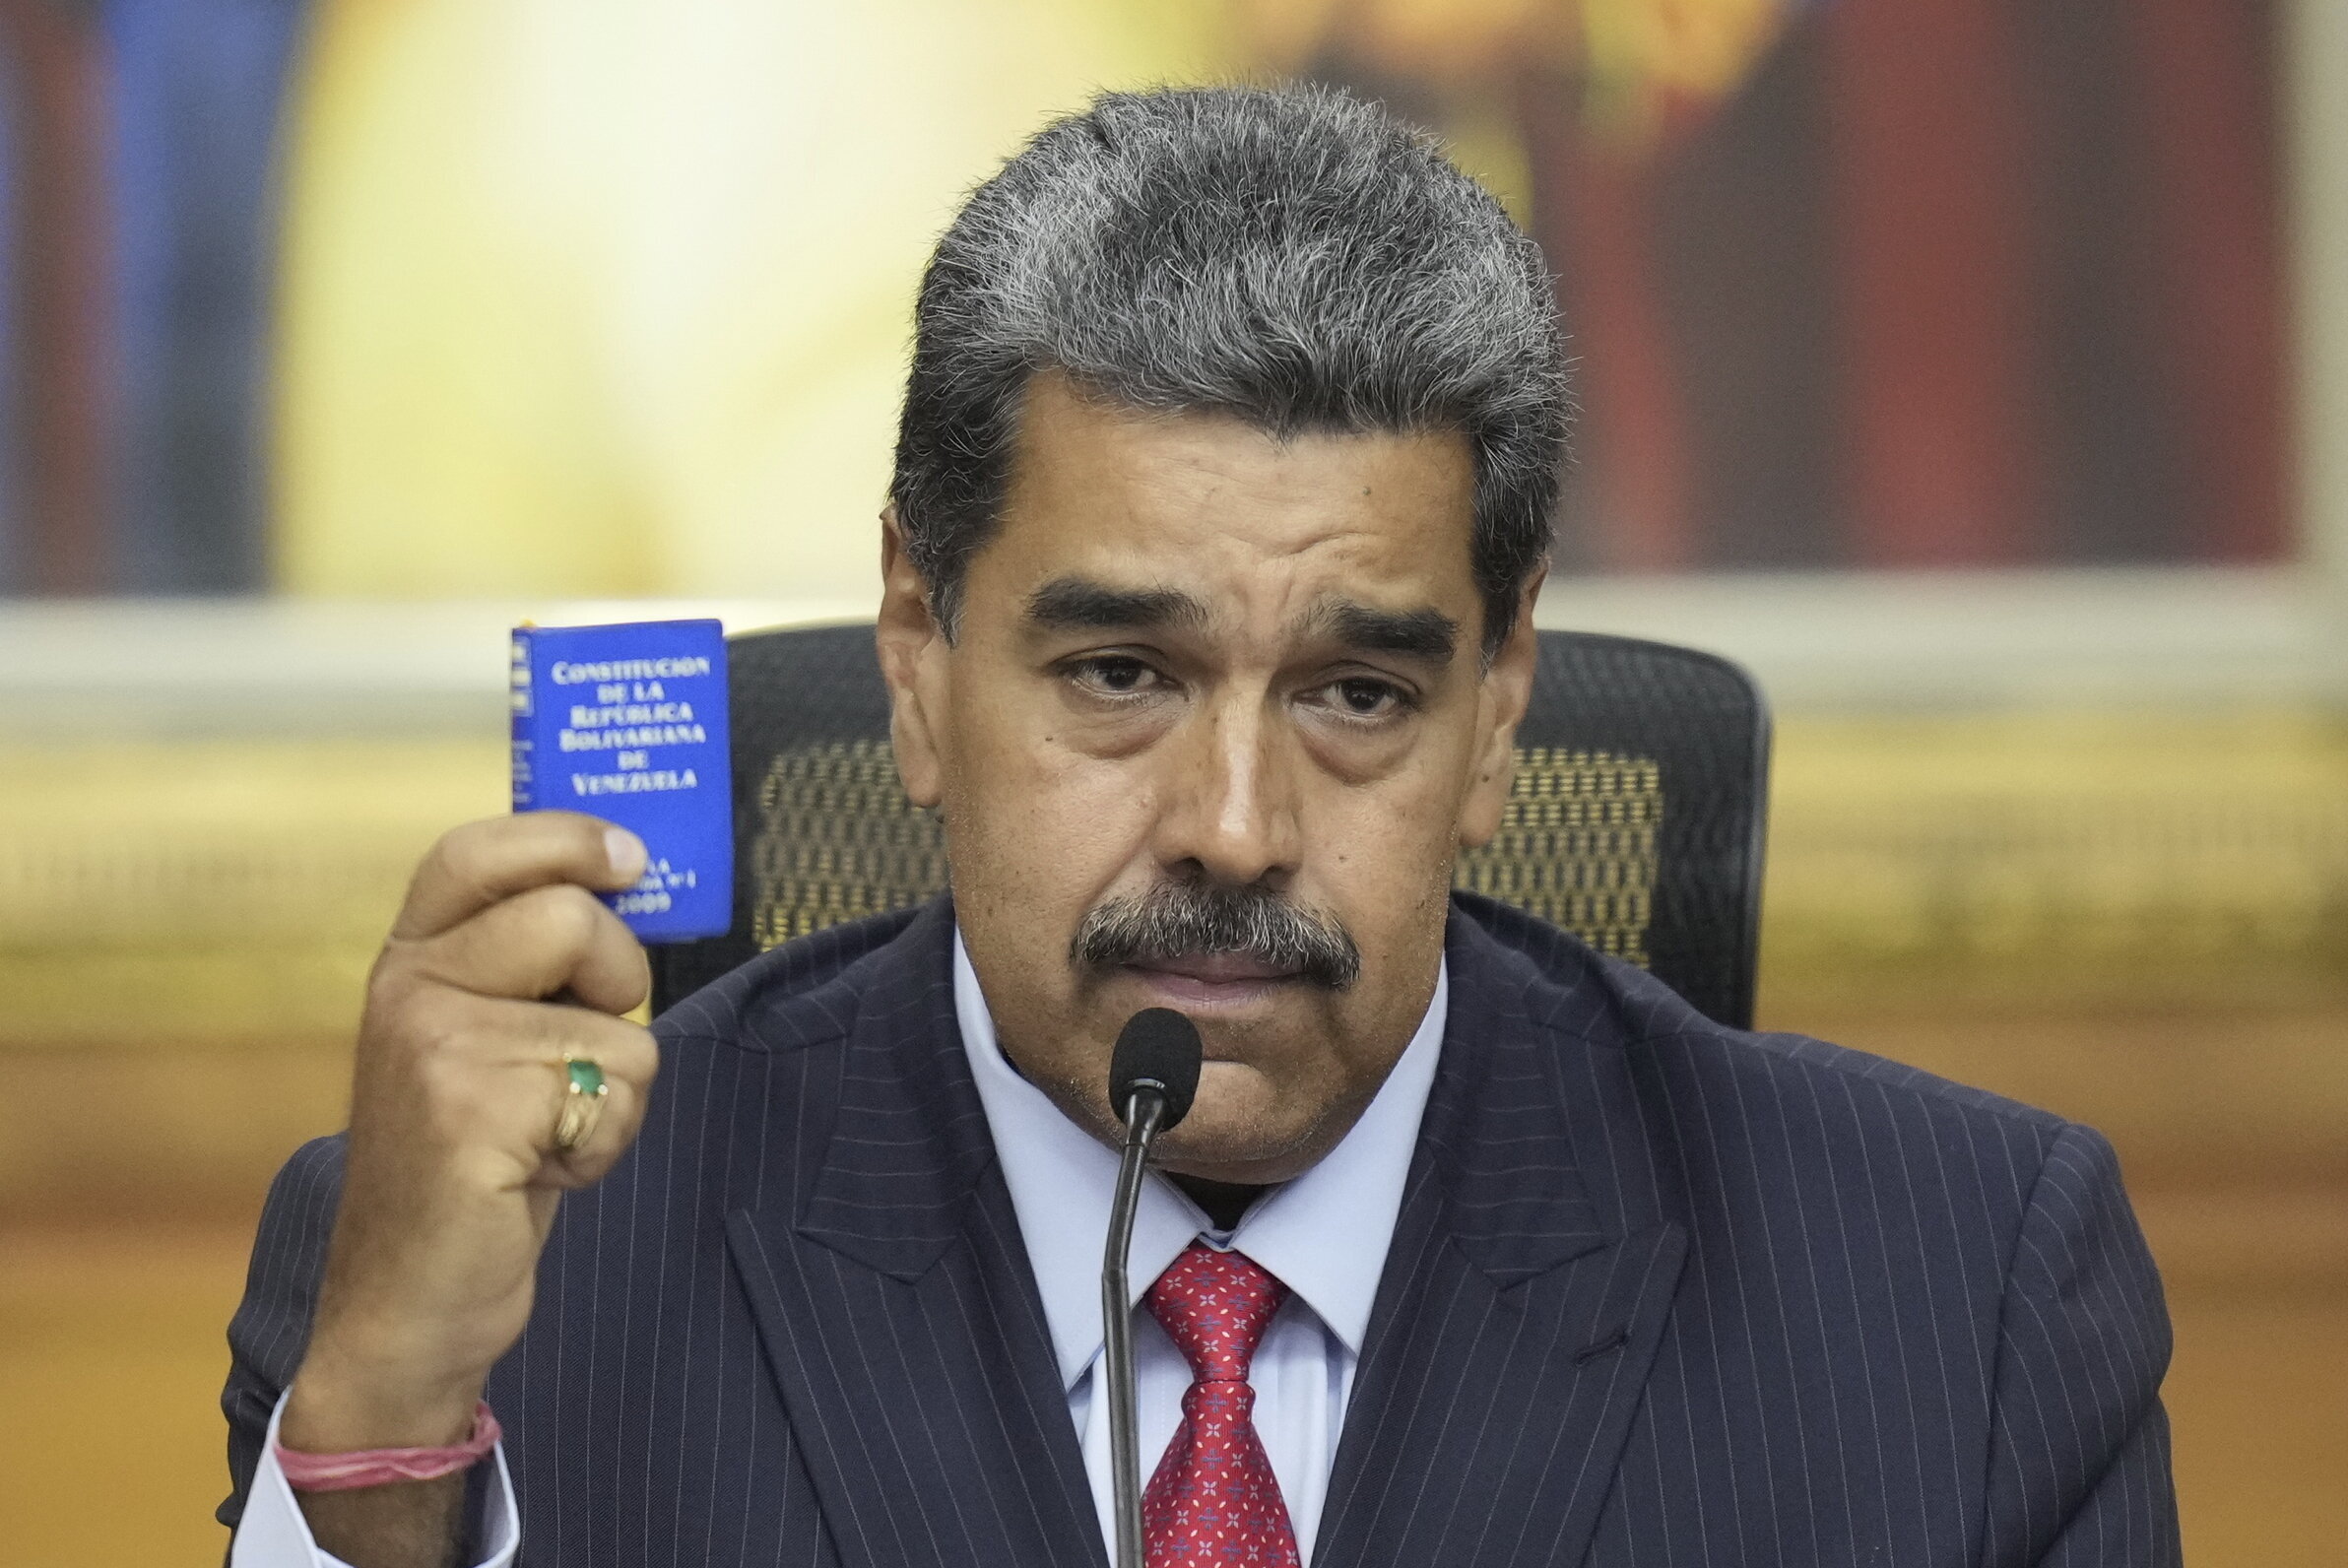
[649,622,1771,1027]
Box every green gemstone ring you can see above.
[552,1053,611,1153]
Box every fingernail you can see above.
[604,827,647,881]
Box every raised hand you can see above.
[277,812,659,1567]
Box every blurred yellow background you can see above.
[2,0,2345,1562]
[273,0,1225,600]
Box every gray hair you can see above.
[889,83,1569,658]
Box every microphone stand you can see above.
[1102,1082,1167,1568]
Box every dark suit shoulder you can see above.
[1448,902,2177,1564]
[653,898,944,1055]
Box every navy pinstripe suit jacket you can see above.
[222,893,2180,1566]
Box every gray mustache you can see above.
[1071,881,1362,990]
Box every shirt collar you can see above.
[953,928,1447,1390]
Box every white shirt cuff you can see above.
[229,1389,518,1568]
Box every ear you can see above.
[1457,565,1544,850]
[876,506,948,810]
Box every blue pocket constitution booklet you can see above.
[510,620,733,942]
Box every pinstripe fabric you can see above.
[222,893,2178,1566]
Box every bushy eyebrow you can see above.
[1025,576,1208,632]
[1311,599,1460,665]
[1024,577,1457,666]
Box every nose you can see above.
[1148,686,1302,890]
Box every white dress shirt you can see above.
[955,934,1446,1563]
[231,931,1446,1568]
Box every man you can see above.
[222,85,2179,1568]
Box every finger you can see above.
[406,882,651,1013]
[394,813,647,942]
[496,1005,658,1187]
[539,1058,649,1188]
[442,993,661,1092]
[371,995,657,1159]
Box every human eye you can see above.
[1063,653,1168,699]
[1302,674,1414,722]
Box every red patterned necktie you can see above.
[1141,1243,1303,1568]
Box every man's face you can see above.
[879,373,1537,1184]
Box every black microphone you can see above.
[1100,1008,1203,1568]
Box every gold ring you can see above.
[552,1054,610,1153]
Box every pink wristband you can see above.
[276,1403,503,1492]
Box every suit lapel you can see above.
[723,902,1105,1568]
[1315,914,1688,1568]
